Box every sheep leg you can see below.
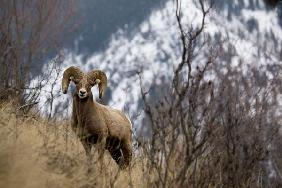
[81,139,93,172]
[109,149,122,165]
[120,141,132,169]
[95,136,106,171]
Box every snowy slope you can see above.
[31,0,282,121]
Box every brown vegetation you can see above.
[0,103,143,188]
[0,0,76,105]
[1,0,282,188]
[136,0,282,187]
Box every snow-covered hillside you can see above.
[32,0,282,122]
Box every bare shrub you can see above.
[137,0,282,187]
[0,0,76,105]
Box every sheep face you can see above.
[71,76,93,99]
[62,66,107,99]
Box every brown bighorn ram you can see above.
[62,66,132,169]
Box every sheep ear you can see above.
[62,66,84,94]
[87,70,107,99]
[95,79,101,84]
[95,79,104,99]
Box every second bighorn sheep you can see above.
[62,66,132,169]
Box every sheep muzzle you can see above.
[78,88,88,99]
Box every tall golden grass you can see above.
[0,103,148,188]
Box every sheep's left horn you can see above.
[62,66,84,94]
[87,70,107,99]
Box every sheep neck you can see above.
[73,92,100,128]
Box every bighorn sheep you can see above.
[62,66,132,169]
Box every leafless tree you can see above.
[0,0,76,105]
[137,0,282,187]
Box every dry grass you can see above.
[0,103,147,188]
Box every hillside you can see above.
[2,0,282,187]
[33,0,282,122]
[0,103,146,188]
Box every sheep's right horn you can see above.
[62,66,84,94]
[87,70,107,99]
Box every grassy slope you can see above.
[0,103,146,188]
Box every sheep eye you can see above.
[89,81,95,86]
[72,79,79,84]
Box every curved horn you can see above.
[62,66,84,94]
[87,70,107,99]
